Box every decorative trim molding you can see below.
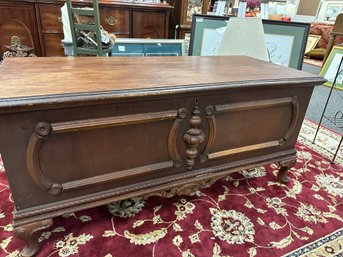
[208,97,297,160]
[283,96,299,141]
[208,140,281,159]
[200,105,216,163]
[15,149,296,221]
[215,97,293,113]
[168,108,187,167]
[51,110,177,133]
[143,177,218,199]
[26,122,58,194]
[26,110,178,195]
[63,161,174,191]
[0,78,325,114]
[183,99,205,170]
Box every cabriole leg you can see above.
[13,218,53,257]
[277,158,296,183]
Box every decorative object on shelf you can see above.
[186,0,204,22]
[107,198,145,218]
[238,0,287,19]
[189,14,309,70]
[314,55,343,163]
[320,45,343,91]
[2,36,36,59]
[246,0,261,17]
[166,0,209,39]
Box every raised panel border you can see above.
[205,96,299,160]
[26,109,182,195]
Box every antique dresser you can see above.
[0,0,173,57]
[0,56,325,256]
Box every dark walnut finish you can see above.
[0,0,172,58]
[0,56,325,256]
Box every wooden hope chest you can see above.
[0,56,325,256]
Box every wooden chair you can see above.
[323,13,343,63]
[66,0,112,56]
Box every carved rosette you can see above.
[183,99,205,170]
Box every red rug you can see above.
[0,124,342,257]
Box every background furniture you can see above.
[323,13,343,63]
[189,14,309,70]
[66,0,113,56]
[0,56,325,256]
[0,0,172,58]
[166,0,210,38]
[305,21,343,60]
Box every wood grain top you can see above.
[0,56,325,101]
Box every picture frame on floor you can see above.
[319,45,343,90]
[189,14,310,70]
[305,34,321,54]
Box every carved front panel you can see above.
[26,109,188,195]
[0,84,313,213]
[205,96,299,161]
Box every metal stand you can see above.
[313,57,343,163]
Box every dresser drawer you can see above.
[100,8,130,34]
[39,4,63,32]
[43,33,64,56]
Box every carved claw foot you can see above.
[14,218,53,257]
[277,158,296,183]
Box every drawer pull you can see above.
[106,16,118,26]
[57,17,62,23]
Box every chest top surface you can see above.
[0,56,325,101]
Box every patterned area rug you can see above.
[0,120,342,257]
[299,119,342,166]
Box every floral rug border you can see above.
[298,119,343,166]
[283,227,343,257]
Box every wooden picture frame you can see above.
[320,45,343,90]
[189,14,310,70]
[305,34,321,54]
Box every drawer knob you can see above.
[106,16,118,26]
[57,17,62,23]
